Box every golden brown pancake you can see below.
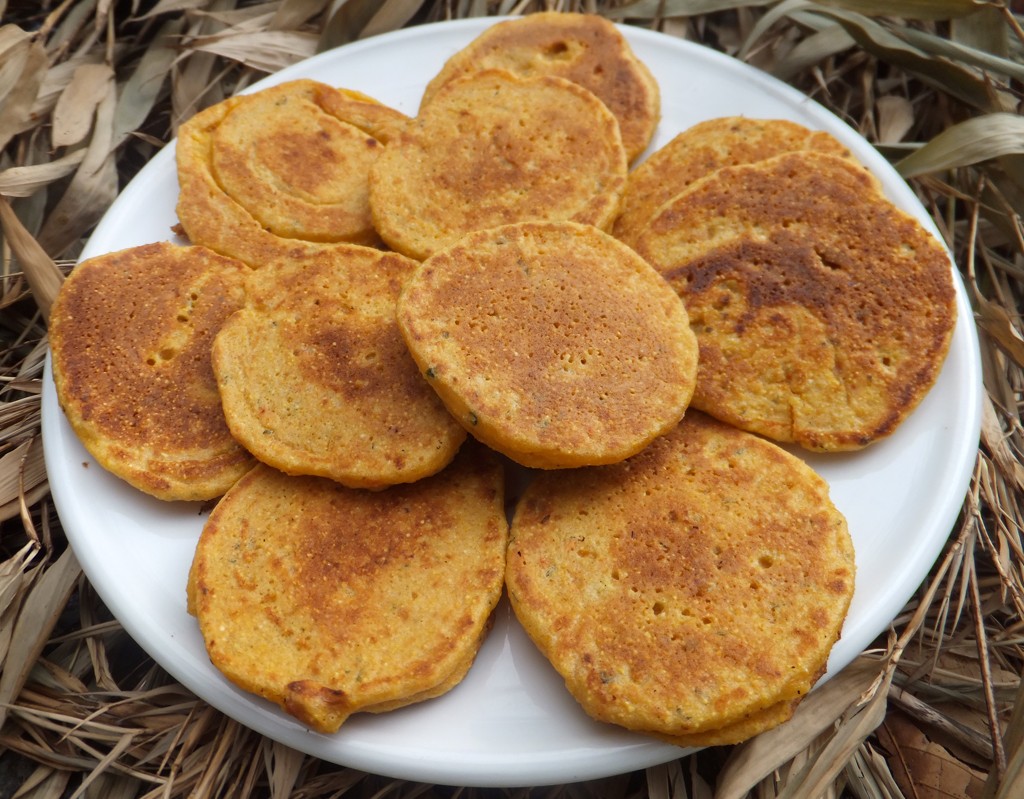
[49,242,255,501]
[505,411,855,741]
[175,79,409,265]
[187,444,508,734]
[420,12,659,163]
[369,69,627,261]
[212,243,466,489]
[614,116,859,248]
[634,151,957,451]
[397,221,697,469]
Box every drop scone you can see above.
[49,242,254,501]
[420,12,659,163]
[187,444,508,734]
[175,79,409,266]
[634,151,957,451]
[505,411,855,746]
[397,221,698,469]
[212,244,466,489]
[369,69,627,260]
[613,116,861,248]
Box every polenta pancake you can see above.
[49,242,254,501]
[212,243,466,489]
[175,79,409,265]
[614,116,859,248]
[420,12,659,163]
[397,221,697,469]
[634,151,957,451]
[505,411,855,742]
[186,444,508,734]
[370,70,627,260]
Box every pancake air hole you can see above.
[759,555,774,568]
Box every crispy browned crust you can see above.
[187,444,508,733]
[370,70,627,261]
[635,151,957,451]
[397,220,698,468]
[420,12,659,163]
[505,412,855,739]
[49,242,255,500]
[614,116,859,248]
[212,243,466,488]
[175,79,408,265]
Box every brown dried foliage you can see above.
[0,1,1021,797]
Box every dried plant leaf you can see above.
[0,28,47,151]
[0,546,81,731]
[52,63,114,148]
[882,711,989,798]
[896,113,1024,178]
[269,0,333,31]
[770,23,857,81]
[136,0,213,20]
[604,0,775,18]
[188,30,319,73]
[112,19,184,147]
[742,2,1017,113]
[0,196,65,319]
[716,657,886,799]
[974,289,1024,368]
[11,767,71,799]
[813,0,997,20]
[36,77,119,257]
[320,0,391,50]
[361,0,430,39]
[0,151,88,198]
[0,437,47,523]
[876,95,915,144]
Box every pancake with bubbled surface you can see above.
[369,69,627,261]
[186,443,508,734]
[49,242,254,501]
[505,411,855,742]
[420,12,659,163]
[634,151,957,452]
[397,221,697,469]
[613,116,859,248]
[175,79,409,265]
[212,243,466,489]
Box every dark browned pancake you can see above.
[613,116,859,248]
[634,151,957,451]
[49,242,254,500]
[187,444,508,734]
[505,411,855,741]
[420,12,659,163]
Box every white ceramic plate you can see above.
[42,17,982,788]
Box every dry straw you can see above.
[0,1,1020,797]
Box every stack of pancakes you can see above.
[49,12,959,744]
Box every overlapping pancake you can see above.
[634,151,957,451]
[420,12,659,163]
[614,116,859,248]
[505,411,855,742]
[397,221,697,469]
[49,242,254,501]
[370,70,627,260]
[212,243,466,489]
[175,79,409,266]
[187,444,508,734]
